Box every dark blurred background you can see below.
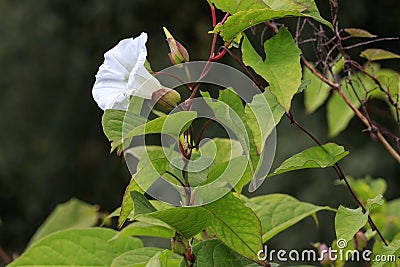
[0,0,399,264]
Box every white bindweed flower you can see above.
[92,32,162,110]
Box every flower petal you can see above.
[127,65,162,99]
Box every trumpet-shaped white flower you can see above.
[92,32,162,110]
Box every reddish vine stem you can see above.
[0,246,11,264]
[221,44,389,246]
[301,56,400,165]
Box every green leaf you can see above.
[336,176,387,204]
[263,0,307,11]
[361,49,400,61]
[245,89,284,153]
[269,143,349,176]
[192,239,252,267]
[208,0,269,14]
[372,238,400,267]
[242,29,302,111]
[111,248,180,267]
[215,5,331,42]
[327,74,368,137]
[244,194,334,242]
[116,221,174,239]
[124,111,197,140]
[303,65,330,113]
[118,178,144,229]
[102,100,146,152]
[198,138,243,164]
[111,247,163,267]
[145,250,178,267]
[335,206,369,242]
[203,193,263,261]
[8,228,143,267]
[27,198,100,247]
[130,191,157,216]
[145,207,214,239]
[366,194,385,211]
[345,28,377,38]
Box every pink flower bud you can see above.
[163,27,189,64]
[354,230,368,251]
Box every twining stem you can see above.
[0,246,11,264]
[302,56,400,165]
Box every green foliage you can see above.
[360,49,400,61]
[27,198,100,247]
[192,239,252,266]
[203,193,263,261]
[8,228,143,267]
[6,1,400,266]
[269,143,349,176]
[242,28,302,112]
[245,194,334,242]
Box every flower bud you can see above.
[151,87,181,111]
[354,230,368,251]
[171,233,189,255]
[314,243,335,266]
[163,27,189,64]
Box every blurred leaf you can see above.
[269,143,349,176]
[203,193,263,261]
[361,49,400,61]
[327,75,368,137]
[372,237,400,267]
[366,194,384,211]
[245,194,334,242]
[345,28,377,38]
[336,177,387,204]
[208,0,269,13]
[28,198,100,247]
[192,239,252,267]
[242,28,302,112]
[303,65,330,113]
[8,228,143,267]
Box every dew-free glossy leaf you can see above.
[335,206,369,242]
[8,228,143,267]
[203,193,263,261]
[124,111,197,140]
[242,29,301,112]
[192,239,252,267]
[214,6,331,42]
[361,49,400,61]
[130,191,156,216]
[146,207,214,239]
[111,247,163,267]
[245,194,333,242]
[116,221,174,239]
[269,143,349,176]
[28,198,100,246]
[208,0,269,14]
[118,178,144,229]
[102,100,146,152]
